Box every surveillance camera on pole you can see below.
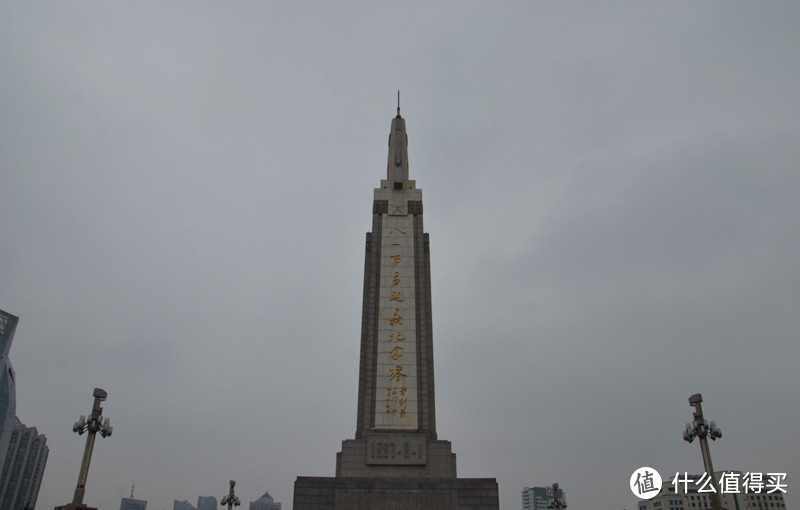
[221,480,241,510]
[682,393,725,510]
[55,388,113,510]
[546,483,567,509]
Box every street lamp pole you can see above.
[56,388,113,510]
[221,480,241,510]
[682,393,724,510]
[547,483,567,509]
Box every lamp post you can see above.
[547,483,567,509]
[683,393,724,510]
[56,388,113,510]
[220,480,241,510]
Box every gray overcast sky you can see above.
[1,2,798,510]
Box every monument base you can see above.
[293,476,499,510]
[337,435,457,478]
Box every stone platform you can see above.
[293,476,499,510]
[336,435,456,478]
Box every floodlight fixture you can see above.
[221,480,242,510]
[682,393,725,510]
[546,482,567,509]
[60,387,113,508]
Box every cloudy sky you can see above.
[1,2,798,510]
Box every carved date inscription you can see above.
[366,433,427,465]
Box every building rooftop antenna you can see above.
[397,90,401,117]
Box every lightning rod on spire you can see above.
[397,90,400,116]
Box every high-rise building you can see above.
[119,484,147,510]
[173,500,196,510]
[293,106,499,509]
[120,496,147,510]
[249,490,281,510]
[635,472,787,510]
[197,495,217,510]
[521,486,565,510]
[0,417,49,510]
[0,310,18,461]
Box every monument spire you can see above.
[386,97,410,188]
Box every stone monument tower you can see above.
[293,105,499,510]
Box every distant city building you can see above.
[636,472,787,510]
[120,495,147,510]
[173,499,196,510]
[120,484,147,510]
[521,485,565,510]
[0,417,49,510]
[197,495,217,510]
[0,310,18,460]
[250,490,281,510]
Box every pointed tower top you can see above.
[377,97,418,195]
[386,106,409,189]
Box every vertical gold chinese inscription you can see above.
[375,216,418,429]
